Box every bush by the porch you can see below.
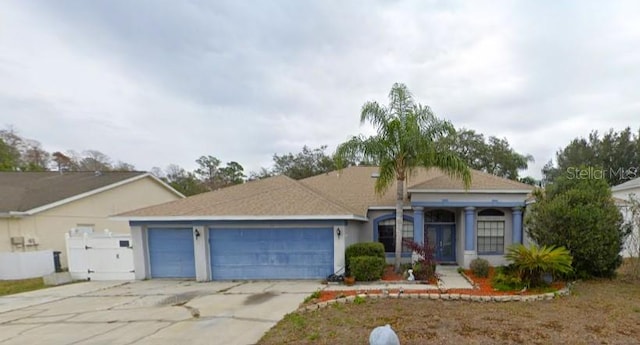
[349,256,386,281]
[470,258,490,278]
[345,242,385,275]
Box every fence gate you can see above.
[65,231,134,280]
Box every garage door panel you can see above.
[210,228,333,280]
[148,228,195,278]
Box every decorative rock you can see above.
[460,294,471,301]
[428,293,439,300]
[440,294,450,300]
[449,294,461,300]
[418,293,429,299]
[345,296,356,302]
[369,324,401,345]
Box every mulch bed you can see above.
[315,266,565,303]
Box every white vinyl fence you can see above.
[0,250,54,280]
[66,231,135,281]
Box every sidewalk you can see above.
[324,265,473,292]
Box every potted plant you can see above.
[344,275,355,286]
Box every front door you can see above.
[425,224,456,263]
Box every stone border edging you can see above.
[298,284,573,313]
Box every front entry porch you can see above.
[411,204,525,268]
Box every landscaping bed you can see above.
[260,278,640,345]
[311,266,566,303]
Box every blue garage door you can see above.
[209,228,334,280]
[148,228,196,278]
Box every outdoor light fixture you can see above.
[194,229,201,239]
[336,228,342,237]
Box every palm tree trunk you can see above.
[395,179,404,271]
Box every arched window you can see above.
[477,208,506,254]
[374,215,413,253]
[424,209,455,223]
[478,209,505,217]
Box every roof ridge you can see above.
[469,169,534,188]
[186,175,296,207]
[292,177,361,215]
[184,174,357,215]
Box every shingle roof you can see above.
[299,166,442,215]
[0,171,146,213]
[120,166,534,219]
[408,169,535,191]
[118,175,358,218]
[301,166,534,215]
[612,177,640,192]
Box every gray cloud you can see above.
[1,0,639,178]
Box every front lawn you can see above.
[260,278,640,345]
[0,278,46,296]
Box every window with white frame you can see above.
[477,209,505,254]
[377,219,414,253]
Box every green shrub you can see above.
[491,266,524,291]
[505,244,573,287]
[349,256,386,281]
[526,173,628,278]
[470,258,490,278]
[345,242,385,274]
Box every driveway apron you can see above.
[0,280,322,345]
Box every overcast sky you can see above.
[1,1,639,178]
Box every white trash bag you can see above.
[369,324,400,345]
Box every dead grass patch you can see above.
[260,279,640,345]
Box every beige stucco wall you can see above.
[1,177,181,267]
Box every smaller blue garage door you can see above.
[210,228,333,280]
[148,228,196,278]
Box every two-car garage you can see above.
[145,226,334,280]
[209,227,334,280]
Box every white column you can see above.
[131,225,149,280]
[193,225,210,281]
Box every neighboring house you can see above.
[612,177,640,257]
[0,171,184,267]
[118,166,534,281]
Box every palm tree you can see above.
[336,83,472,271]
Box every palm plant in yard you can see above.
[505,244,573,287]
[335,83,471,271]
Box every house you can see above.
[612,177,640,257]
[118,166,534,281]
[0,171,184,267]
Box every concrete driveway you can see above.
[0,280,323,345]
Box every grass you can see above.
[259,266,640,345]
[0,277,46,296]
